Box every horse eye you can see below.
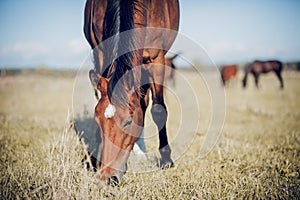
[123,119,132,127]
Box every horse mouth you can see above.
[105,170,126,186]
[98,162,127,186]
[107,175,120,186]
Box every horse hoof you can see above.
[158,159,174,169]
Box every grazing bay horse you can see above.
[242,60,284,89]
[220,65,237,86]
[83,0,179,184]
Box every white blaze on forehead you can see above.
[104,103,116,118]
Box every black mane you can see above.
[102,0,144,107]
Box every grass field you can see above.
[0,69,299,199]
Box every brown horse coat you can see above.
[220,65,237,85]
[83,0,179,184]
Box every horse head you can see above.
[89,69,144,185]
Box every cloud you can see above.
[205,41,296,64]
[0,39,90,67]
[207,41,247,63]
[68,38,89,54]
[0,42,49,61]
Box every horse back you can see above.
[250,60,282,74]
[84,0,179,49]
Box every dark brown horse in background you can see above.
[220,64,237,86]
[242,60,284,89]
[83,0,179,185]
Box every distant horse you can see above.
[242,60,284,89]
[83,0,179,185]
[165,53,180,86]
[220,65,237,86]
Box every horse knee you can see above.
[151,104,167,128]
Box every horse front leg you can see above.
[242,73,248,88]
[149,53,174,169]
[253,73,260,88]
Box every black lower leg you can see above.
[276,72,284,89]
[151,103,173,168]
[158,126,173,168]
[254,74,259,88]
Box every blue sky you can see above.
[0,0,299,68]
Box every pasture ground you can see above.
[0,69,299,199]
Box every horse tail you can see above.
[103,0,140,106]
[169,52,181,61]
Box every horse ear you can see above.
[89,70,108,95]
[89,70,100,89]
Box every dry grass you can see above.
[0,70,299,199]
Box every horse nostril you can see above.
[108,176,119,186]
